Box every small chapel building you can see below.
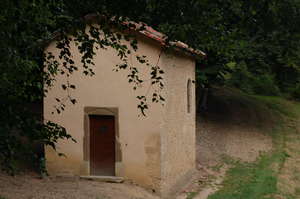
[44,14,205,197]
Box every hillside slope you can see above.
[188,87,300,199]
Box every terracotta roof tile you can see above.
[84,14,206,58]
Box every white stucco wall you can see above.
[44,28,196,196]
[160,53,196,196]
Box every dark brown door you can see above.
[89,115,115,176]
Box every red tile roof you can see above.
[84,14,206,59]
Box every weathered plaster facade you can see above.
[44,26,198,197]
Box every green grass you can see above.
[208,152,286,199]
[251,95,298,118]
[207,94,300,199]
[186,192,198,199]
[295,187,300,195]
[0,196,6,199]
[211,163,224,172]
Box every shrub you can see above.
[291,84,300,101]
[226,62,281,96]
[0,117,75,175]
[226,62,254,94]
[252,74,281,96]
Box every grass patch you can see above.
[211,163,223,172]
[186,192,198,199]
[208,152,287,199]
[295,187,300,196]
[251,95,297,118]
[205,87,293,130]
[206,91,300,199]
[0,196,6,199]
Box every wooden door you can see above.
[89,115,115,176]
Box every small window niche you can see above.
[187,79,192,113]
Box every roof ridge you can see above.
[84,13,206,58]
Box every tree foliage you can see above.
[0,0,165,172]
[1,0,300,172]
[133,0,300,96]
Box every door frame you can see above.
[83,107,121,176]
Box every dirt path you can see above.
[196,119,272,167]
[176,117,273,199]
[0,173,159,199]
[277,118,300,198]
[176,165,228,199]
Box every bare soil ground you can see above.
[0,173,159,199]
[177,88,276,199]
[175,117,273,199]
[196,118,272,166]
